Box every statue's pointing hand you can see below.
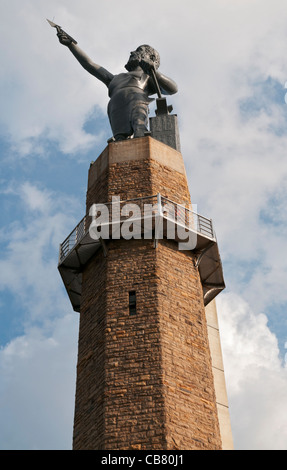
[57,31,73,47]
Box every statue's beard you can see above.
[125,52,142,71]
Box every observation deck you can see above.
[58,194,225,312]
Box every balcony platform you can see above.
[58,194,225,312]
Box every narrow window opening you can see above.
[129,291,137,315]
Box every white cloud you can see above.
[0,1,110,156]
[0,181,80,324]
[2,0,287,160]
[0,314,78,450]
[0,181,80,449]
[19,182,53,213]
[217,293,287,450]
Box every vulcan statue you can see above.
[48,20,178,141]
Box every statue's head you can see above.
[125,45,160,71]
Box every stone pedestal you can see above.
[149,113,181,152]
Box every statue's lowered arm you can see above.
[139,57,177,97]
[152,69,178,96]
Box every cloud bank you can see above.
[1,0,287,450]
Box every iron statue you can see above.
[48,20,178,141]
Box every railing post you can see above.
[210,218,214,239]
[58,243,62,264]
[154,193,162,248]
[157,193,162,216]
[198,215,202,234]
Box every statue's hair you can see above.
[137,45,160,69]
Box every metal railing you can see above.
[59,216,87,262]
[59,194,215,263]
[160,195,214,239]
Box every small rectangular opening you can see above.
[129,291,137,315]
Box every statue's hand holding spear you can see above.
[47,19,78,46]
[140,58,162,99]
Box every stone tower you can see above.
[58,106,233,450]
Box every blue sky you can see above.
[1,0,287,450]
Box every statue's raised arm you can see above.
[49,21,178,141]
[57,30,114,87]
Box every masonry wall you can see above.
[73,249,107,449]
[104,238,166,450]
[157,239,221,449]
[73,137,222,450]
[86,137,191,207]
